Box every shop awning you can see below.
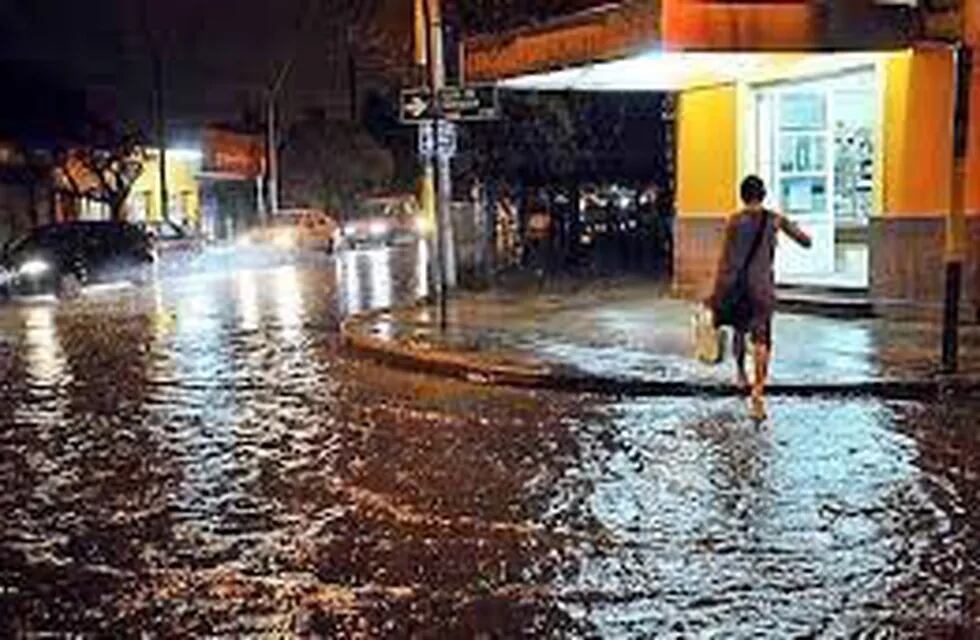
[499,50,898,92]
[464,1,927,84]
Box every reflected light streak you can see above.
[341,251,362,316]
[22,304,67,385]
[273,265,304,345]
[416,239,430,300]
[366,248,393,310]
[236,269,261,331]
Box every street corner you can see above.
[340,304,557,388]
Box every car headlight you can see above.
[18,259,50,277]
[369,221,388,236]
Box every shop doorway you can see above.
[753,67,877,289]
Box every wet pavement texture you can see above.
[1,246,979,636]
[353,284,980,387]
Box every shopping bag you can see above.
[692,304,726,365]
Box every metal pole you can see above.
[153,54,169,223]
[942,44,972,374]
[348,26,358,123]
[266,97,279,220]
[422,0,450,330]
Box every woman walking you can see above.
[709,176,812,419]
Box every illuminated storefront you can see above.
[127,148,203,227]
[128,127,264,238]
[464,0,980,317]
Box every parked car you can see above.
[342,194,421,248]
[0,221,155,300]
[144,219,206,270]
[243,209,340,253]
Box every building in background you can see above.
[126,149,202,229]
[198,126,265,240]
[0,140,57,245]
[80,125,263,239]
[462,0,980,319]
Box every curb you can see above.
[341,309,980,400]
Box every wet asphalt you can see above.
[1,245,979,637]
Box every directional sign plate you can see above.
[400,88,435,123]
[417,122,457,159]
[438,85,499,122]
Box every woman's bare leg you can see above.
[733,331,749,391]
[752,342,770,398]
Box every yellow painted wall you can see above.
[128,150,201,224]
[676,84,738,218]
[881,48,954,218]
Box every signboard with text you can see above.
[438,85,499,122]
[401,86,500,123]
[202,128,264,179]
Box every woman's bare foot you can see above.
[749,389,767,421]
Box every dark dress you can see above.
[711,209,778,345]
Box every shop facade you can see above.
[464,0,980,319]
[127,126,263,239]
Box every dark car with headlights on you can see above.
[0,221,155,300]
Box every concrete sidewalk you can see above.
[342,281,980,396]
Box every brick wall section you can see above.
[673,216,727,300]
[677,216,980,322]
[868,217,979,321]
[970,218,980,323]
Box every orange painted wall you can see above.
[676,84,738,217]
[661,0,814,51]
[882,49,954,218]
[465,2,658,82]
[965,3,980,215]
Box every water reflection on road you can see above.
[0,244,978,636]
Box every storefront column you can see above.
[872,48,957,318]
[673,84,738,299]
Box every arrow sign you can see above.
[400,88,434,123]
[406,96,429,119]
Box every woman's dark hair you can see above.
[740,175,767,204]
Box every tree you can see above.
[53,131,146,222]
[281,109,394,217]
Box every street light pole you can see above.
[421,0,447,329]
[942,43,973,374]
[264,0,318,222]
[266,95,280,220]
[153,52,169,223]
[420,0,458,331]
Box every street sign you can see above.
[400,88,435,123]
[438,85,499,121]
[437,122,457,157]
[417,122,457,159]
[418,122,435,157]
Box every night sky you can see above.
[0,0,412,140]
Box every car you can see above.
[342,194,422,249]
[243,209,340,253]
[143,219,206,271]
[0,221,155,300]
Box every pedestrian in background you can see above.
[637,183,658,275]
[709,175,811,420]
[654,185,675,278]
[525,191,552,279]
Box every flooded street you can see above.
[1,247,979,636]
